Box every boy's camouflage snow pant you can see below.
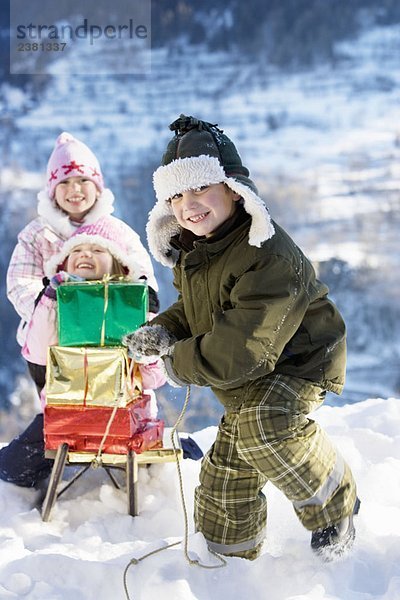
[194,374,357,559]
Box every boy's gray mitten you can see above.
[123,324,176,364]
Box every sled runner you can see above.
[41,428,182,522]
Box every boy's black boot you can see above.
[311,497,361,560]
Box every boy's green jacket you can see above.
[153,213,346,409]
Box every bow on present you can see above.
[99,274,113,347]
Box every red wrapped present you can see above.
[44,400,164,454]
[44,426,164,454]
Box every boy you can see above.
[124,115,359,560]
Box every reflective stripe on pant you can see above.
[195,374,357,558]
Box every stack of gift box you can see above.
[43,279,164,454]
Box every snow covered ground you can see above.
[0,396,399,600]
[1,19,399,598]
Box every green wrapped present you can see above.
[57,279,148,347]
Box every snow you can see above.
[1,397,400,599]
[1,16,400,599]
[309,241,367,267]
[0,167,43,193]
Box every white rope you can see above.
[92,403,120,468]
[123,386,227,600]
[93,354,139,468]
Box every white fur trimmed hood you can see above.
[37,187,115,238]
[147,155,275,267]
[44,231,144,280]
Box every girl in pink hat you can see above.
[0,219,165,489]
[7,132,158,394]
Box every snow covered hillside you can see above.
[1,7,399,599]
[0,396,399,600]
[1,20,400,417]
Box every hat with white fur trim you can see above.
[46,132,104,198]
[147,115,274,267]
[44,217,144,280]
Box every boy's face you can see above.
[170,183,240,238]
[54,177,99,220]
[66,243,113,280]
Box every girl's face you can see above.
[54,177,99,220]
[66,244,114,280]
[169,183,240,238]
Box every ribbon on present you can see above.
[94,360,148,463]
[81,345,130,462]
[98,274,129,346]
[100,274,110,346]
[99,274,139,346]
[94,402,120,464]
[129,360,143,395]
[79,348,143,460]
[83,350,89,407]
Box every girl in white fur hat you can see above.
[7,132,157,395]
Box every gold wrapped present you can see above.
[46,346,141,407]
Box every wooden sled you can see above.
[41,428,182,522]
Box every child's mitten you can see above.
[50,271,85,289]
[123,324,176,364]
[45,272,85,299]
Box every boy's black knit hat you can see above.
[148,114,275,267]
[161,114,258,193]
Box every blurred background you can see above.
[1,0,400,436]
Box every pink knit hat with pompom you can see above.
[46,132,104,198]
